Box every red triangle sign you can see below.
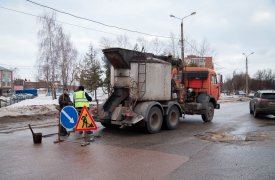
[75,106,97,131]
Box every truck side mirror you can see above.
[217,74,223,84]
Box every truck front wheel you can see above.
[146,107,163,134]
[165,106,180,130]
[202,102,214,122]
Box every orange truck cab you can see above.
[172,66,221,122]
[184,67,220,101]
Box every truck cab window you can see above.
[211,75,217,84]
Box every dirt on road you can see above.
[0,113,58,134]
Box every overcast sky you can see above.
[0,0,274,80]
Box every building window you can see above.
[2,82,6,87]
[7,82,11,87]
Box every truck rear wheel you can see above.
[146,106,163,134]
[165,106,180,130]
[202,102,214,122]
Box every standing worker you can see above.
[58,87,73,136]
[73,85,92,134]
[73,85,92,111]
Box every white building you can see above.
[0,66,13,96]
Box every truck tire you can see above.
[202,102,214,122]
[146,106,163,134]
[165,106,180,130]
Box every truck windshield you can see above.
[261,93,275,99]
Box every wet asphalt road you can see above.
[0,101,275,180]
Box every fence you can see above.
[15,89,38,96]
[0,94,34,108]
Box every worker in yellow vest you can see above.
[73,85,92,112]
[74,86,92,134]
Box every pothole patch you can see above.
[195,131,275,143]
[195,132,245,143]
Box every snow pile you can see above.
[0,95,58,118]
[218,94,250,103]
[9,95,58,107]
[0,105,58,118]
[0,93,109,118]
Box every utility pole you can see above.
[170,12,196,67]
[242,52,254,95]
[245,56,248,95]
[181,21,184,66]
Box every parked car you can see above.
[235,90,246,96]
[249,90,275,117]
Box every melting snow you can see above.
[0,93,108,118]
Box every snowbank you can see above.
[0,93,108,118]
[9,95,58,107]
[0,105,58,118]
[218,95,250,103]
[0,95,58,118]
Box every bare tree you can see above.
[37,12,60,99]
[222,77,233,94]
[232,72,246,92]
[37,12,79,98]
[198,39,211,56]
[57,27,79,88]
[136,37,149,52]
[100,37,114,49]
[185,38,215,57]
[150,38,166,55]
[169,32,178,57]
[253,69,275,90]
[116,35,130,49]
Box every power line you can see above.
[0,5,204,55]
[0,63,37,68]
[25,0,171,39]
[1,4,218,66]
[0,6,118,36]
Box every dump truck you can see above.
[96,48,221,133]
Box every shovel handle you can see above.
[28,124,34,135]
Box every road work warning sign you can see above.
[75,106,97,131]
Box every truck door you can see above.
[210,73,220,100]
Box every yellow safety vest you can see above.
[74,91,90,108]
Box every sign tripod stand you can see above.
[54,106,97,146]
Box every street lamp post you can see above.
[242,52,254,95]
[170,12,196,67]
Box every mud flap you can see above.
[121,115,144,126]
